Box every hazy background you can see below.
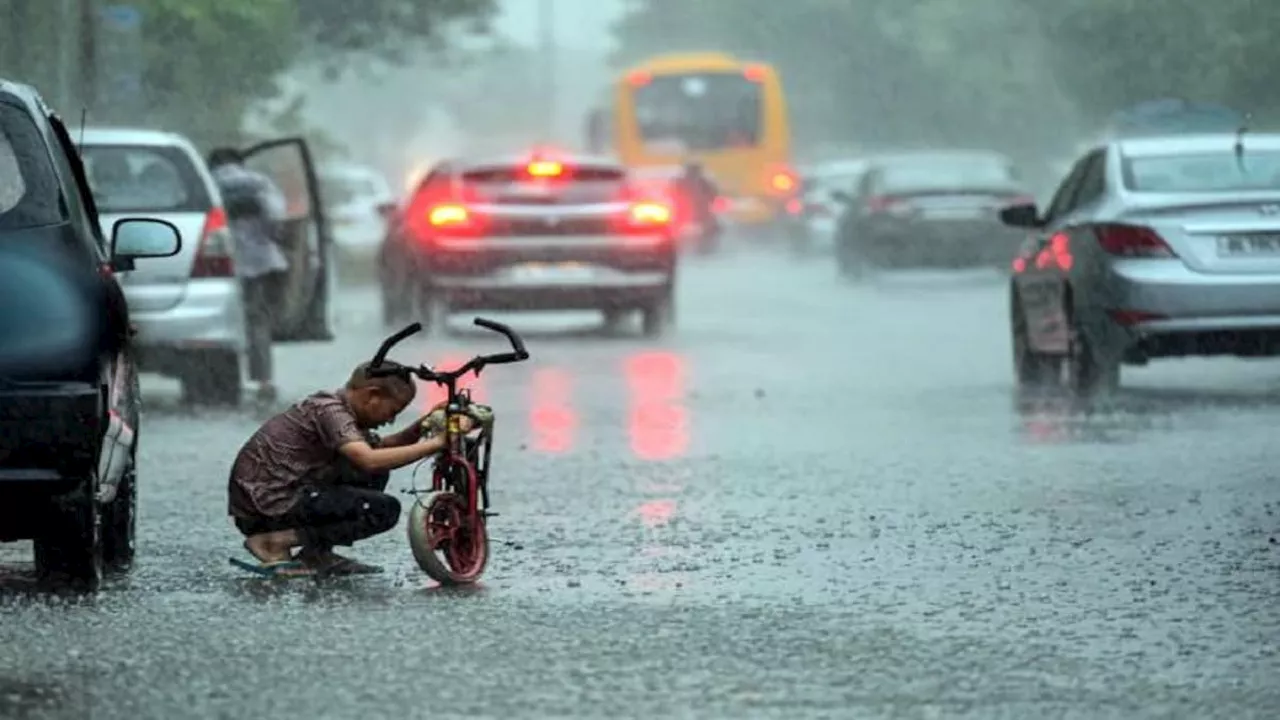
[4,0,1280,198]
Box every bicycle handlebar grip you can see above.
[473,317,529,358]
[370,322,423,367]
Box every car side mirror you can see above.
[999,202,1042,229]
[111,218,182,272]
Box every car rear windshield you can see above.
[0,99,65,231]
[879,159,1019,193]
[460,165,627,205]
[81,144,211,213]
[634,72,763,152]
[1123,151,1280,193]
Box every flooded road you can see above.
[2,245,1278,719]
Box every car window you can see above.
[1069,150,1107,208]
[459,164,627,205]
[1042,157,1090,224]
[1122,150,1280,193]
[81,144,211,213]
[0,99,64,231]
[880,158,1018,193]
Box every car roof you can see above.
[78,126,198,148]
[868,149,1012,166]
[1114,132,1280,157]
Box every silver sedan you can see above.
[1004,133,1280,394]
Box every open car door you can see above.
[239,137,335,342]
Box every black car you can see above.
[378,153,678,336]
[0,79,181,590]
[832,150,1033,276]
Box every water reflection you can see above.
[634,498,676,528]
[528,367,576,454]
[624,351,689,460]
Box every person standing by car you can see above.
[208,147,287,404]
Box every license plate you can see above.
[510,262,596,282]
[1217,233,1280,256]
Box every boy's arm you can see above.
[339,435,446,473]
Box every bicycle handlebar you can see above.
[366,317,530,384]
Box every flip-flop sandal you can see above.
[229,557,316,578]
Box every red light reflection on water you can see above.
[418,354,487,410]
[529,367,576,454]
[635,498,676,528]
[624,352,688,460]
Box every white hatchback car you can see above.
[80,128,246,404]
[319,163,395,254]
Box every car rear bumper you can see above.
[433,269,672,311]
[132,278,246,356]
[0,382,100,507]
[863,219,1022,264]
[1097,262,1280,359]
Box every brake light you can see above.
[866,196,909,213]
[429,204,469,227]
[769,170,796,193]
[785,198,803,215]
[191,207,234,278]
[1094,223,1174,258]
[629,201,671,226]
[527,160,563,178]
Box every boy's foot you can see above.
[298,548,383,575]
[243,534,295,565]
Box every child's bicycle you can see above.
[367,317,529,585]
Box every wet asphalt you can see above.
[1,243,1278,719]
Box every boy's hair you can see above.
[347,360,416,400]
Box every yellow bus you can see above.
[586,52,800,232]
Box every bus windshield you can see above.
[633,72,762,153]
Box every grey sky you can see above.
[495,0,625,51]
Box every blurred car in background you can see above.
[319,162,396,261]
[81,127,246,404]
[832,150,1033,277]
[378,151,678,336]
[1004,132,1280,395]
[798,158,868,254]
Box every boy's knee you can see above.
[366,494,401,532]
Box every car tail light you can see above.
[191,207,234,278]
[527,160,563,178]
[426,203,483,238]
[613,198,673,237]
[769,169,797,194]
[866,195,910,214]
[1094,223,1175,258]
[628,201,672,227]
[785,198,804,215]
[1107,309,1166,326]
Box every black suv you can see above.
[0,79,181,590]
